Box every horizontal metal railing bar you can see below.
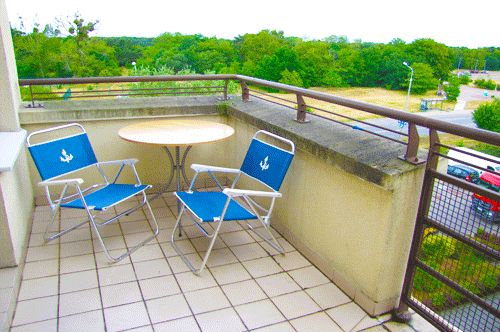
[19,74,500,146]
[248,86,410,140]
[306,107,408,145]
[248,90,405,144]
[444,145,500,175]
[423,213,500,261]
[33,86,223,97]
[306,104,410,138]
[413,259,500,320]
[235,75,500,146]
[248,92,297,111]
[19,74,235,86]
[431,169,500,203]
[406,298,462,332]
[247,88,295,105]
[32,90,224,101]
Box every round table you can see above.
[118,119,234,199]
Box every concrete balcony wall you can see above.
[19,95,426,317]
[0,0,34,269]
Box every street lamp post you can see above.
[403,62,413,112]
[131,61,137,75]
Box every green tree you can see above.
[239,30,284,64]
[140,32,188,69]
[473,99,500,132]
[322,67,344,87]
[56,13,99,68]
[102,37,144,67]
[294,40,333,88]
[335,47,366,86]
[443,76,461,101]
[279,69,303,87]
[256,47,302,83]
[403,62,438,94]
[407,38,453,80]
[379,48,407,90]
[12,23,70,78]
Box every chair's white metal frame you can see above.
[26,123,159,262]
[171,130,295,274]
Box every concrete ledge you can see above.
[18,95,224,124]
[226,98,426,188]
[19,94,425,189]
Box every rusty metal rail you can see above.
[19,74,500,164]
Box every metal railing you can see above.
[399,143,500,331]
[19,74,500,165]
[20,75,231,107]
[19,73,500,331]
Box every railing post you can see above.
[295,94,308,123]
[400,122,425,164]
[29,85,35,108]
[240,81,249,102]
[223,80,228,101]
[426,129,440,170]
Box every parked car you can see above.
[447,164,480,183]
[471,172,500,223]
[447,147,500,175]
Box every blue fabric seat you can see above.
[176,191,257,222]
[26,123,159,262]
[171,130,295,274]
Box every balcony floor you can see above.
[5,190,435,332]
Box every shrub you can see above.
[479,273,498,291]
[472,99,500,132]
[19,86,60,102]
[414,268,441,292]
[459,75,471,85]
[474,79,496,90]
[421,233,456,263]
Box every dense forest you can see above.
[10,16,500,94]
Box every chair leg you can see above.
[171,206,198,272]
[92,195,159,262]
[171,207,224,275]
[246,221,284,254]
[242,197,284,254]
[44,200,91,242]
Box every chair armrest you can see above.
[39,178,84,187]
[97,159,139,166]
[223,188,282,198]
[191,164,241,174]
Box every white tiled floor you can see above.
[6,190,433,332]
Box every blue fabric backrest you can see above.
[28,133,98,181]
[240,138,294,191]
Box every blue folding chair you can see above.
[26,123,159,262]
[171,130,295,274]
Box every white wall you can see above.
[0,0,34,267]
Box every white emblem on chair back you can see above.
[260,156,270,171]
[60,149,73,163]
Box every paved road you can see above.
[352,85,498,138]
[352,109,476,139]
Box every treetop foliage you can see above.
[473,98,500,132]
[10,16,500,95]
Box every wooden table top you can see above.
[118,119,235,146]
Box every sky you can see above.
[4,0,499,49]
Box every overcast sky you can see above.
[5,0,498,49]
